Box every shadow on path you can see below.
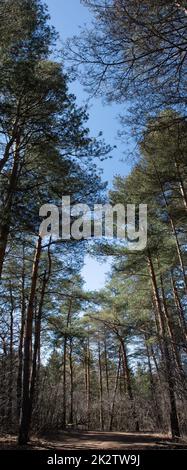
[0,431,187,450]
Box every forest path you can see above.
[41,431,187,450]
[1,431,187,450]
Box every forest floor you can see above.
[0,431,187,450]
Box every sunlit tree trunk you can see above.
[152,162,187,293]
[17,246,26,418]
[160,272,186,388]
[171,271,187,348]
[7,283,14,428]
[147,251,180,438]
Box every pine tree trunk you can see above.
[174,151,187,211]
[119,337,139,432]
[159,271,186,385]
[0,136,20,278]
[86,337,91,430]
[104,333,110,400]
[18,236,42,445]
[62,298,73,428]
[171,271,187,348]
[30,269,48,414]
[109,348,121,431]
[62,335,67,429]
[8,283,14,429]
[69,337,74,424]
[147,251,180,438]
[0,101,21,173]
[169,217,187,294]
[98,341,104,430]
[150,345,169,414]
[104,333,110,427]
[0,339,7,428]
[145,336,163,430]
[152,159,187,292]
[0,134,16,173]
[17,248,26,418]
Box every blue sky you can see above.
[45,0,131,290]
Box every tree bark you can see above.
[69,337,74,424]
[18,236,42,445]
[7,283,14,428]
[85,336,91,430]
[119,336,140,432]
[62,334,67,429]
[30,270,47,411]
[145,336,163,430]
[109,347,121,431]
[62,298,73,429]
[0,135,20,278]
[152,162,187,293]
[147,250,180,437]
[171,271,187,348]
[17,246,26,418]
[104,332,110,400]
[98,341,104,430]
[159,271,186,385]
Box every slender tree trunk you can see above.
[0,136,20,278]
[119,351,124,397]
[62,298,73,428]
[30,270,48,411]
[104,333,110,400]
[152,159,187,292]
[0,100,21,173]
[84,349,87,412]
[169,217,187,294]
[150,343,169,414]
[86,337,91,430]
[147,251,180,438]
[174,129,187,211]
[62,334,67,429]
[109,348,121,431]
[118,341,127,394]
[0,134,16,174]
[18,236,42,445]
[98,341,104,430]
[0,352,6,428]
[104,333,110,427]
[145,336,163,430]
[17,247,26,418]
[119,336,140,432]
[0,338,7,428]
[8,283,14,428]
[175,164,187,211]
[160,274,186,389]
[69,337,74,424]
[171,271,187,347]
[152,299,165,362]
[150,345,160,376]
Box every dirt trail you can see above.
[0,431,187,450]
